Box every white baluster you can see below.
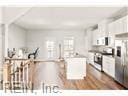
[19,67,21,83]
[26,63,28,83]
[23,61,25,83]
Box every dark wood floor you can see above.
[33,61,124,90]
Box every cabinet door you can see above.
[108,58,115,78]
[103,62,108,73]
[103,56,109,73]
[92,30,95,45]
[98,23,103,37]
[114,18,124,35]
[66,58,86,79]
[92,29,98,45]
[98,20,108,37]
[112,20,118,35]
[103,56,115,78]
[118,18,124,34]
[90,53,94,65]
[123,16,128,33]
[88,53,94,65]
[108,22,115,47]
[88,53,91,64]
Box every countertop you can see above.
[73,55,86,58]
[88,50,103,54]
[88,50,115,58]
[102,55,115,58]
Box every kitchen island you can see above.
[65,56,86,79]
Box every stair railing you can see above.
[3,58,34,91]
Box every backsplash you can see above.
[91,46,114,52]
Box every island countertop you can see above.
[65,57,86,80]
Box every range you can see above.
[90,47,114,71]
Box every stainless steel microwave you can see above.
[97,37,108,45]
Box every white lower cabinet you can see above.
[88,52,94,65]
[66,58,86,79]
[103,55,115,78]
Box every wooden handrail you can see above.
[5,58,58,63]
[3,58,33,90]
[5,57,28,61]
[3,58,59,90]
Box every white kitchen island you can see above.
[65,57,86,80]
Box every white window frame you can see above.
[46,41,55,58]
[64,37,74,58]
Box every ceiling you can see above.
[14,7,123,30]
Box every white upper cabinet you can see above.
[86,28,94,50]
[92,15,128,46]
[92,29,98,45]
[123,15,128,33]
[108,15,128,47]
[114,17,124,35]
[110,15,128,35]
[108,22,115,47]
[108,22,115,36]
[98,20,109,37]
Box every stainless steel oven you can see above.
[94,53,103,71]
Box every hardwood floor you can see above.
[33,61,124,90]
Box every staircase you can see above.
[3,58,34,91]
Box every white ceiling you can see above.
[14,7,123,30]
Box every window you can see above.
[46,41,54,58]
[64,37,74,57]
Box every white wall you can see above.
[26,29,86,59]
[0,25,2,85]
[3,7,31,24]
[8,23,27,49]
[0,7,3,85]
[0,7,3,63]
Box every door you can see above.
[115,40,124,85]
[46,40,55,59]
[45,37,57,59]
[123,40,128,88]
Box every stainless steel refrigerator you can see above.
[115,34,128,88]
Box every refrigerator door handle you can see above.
[121,41,125,67]
[124,41,127,65]
[122,41,127,66]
